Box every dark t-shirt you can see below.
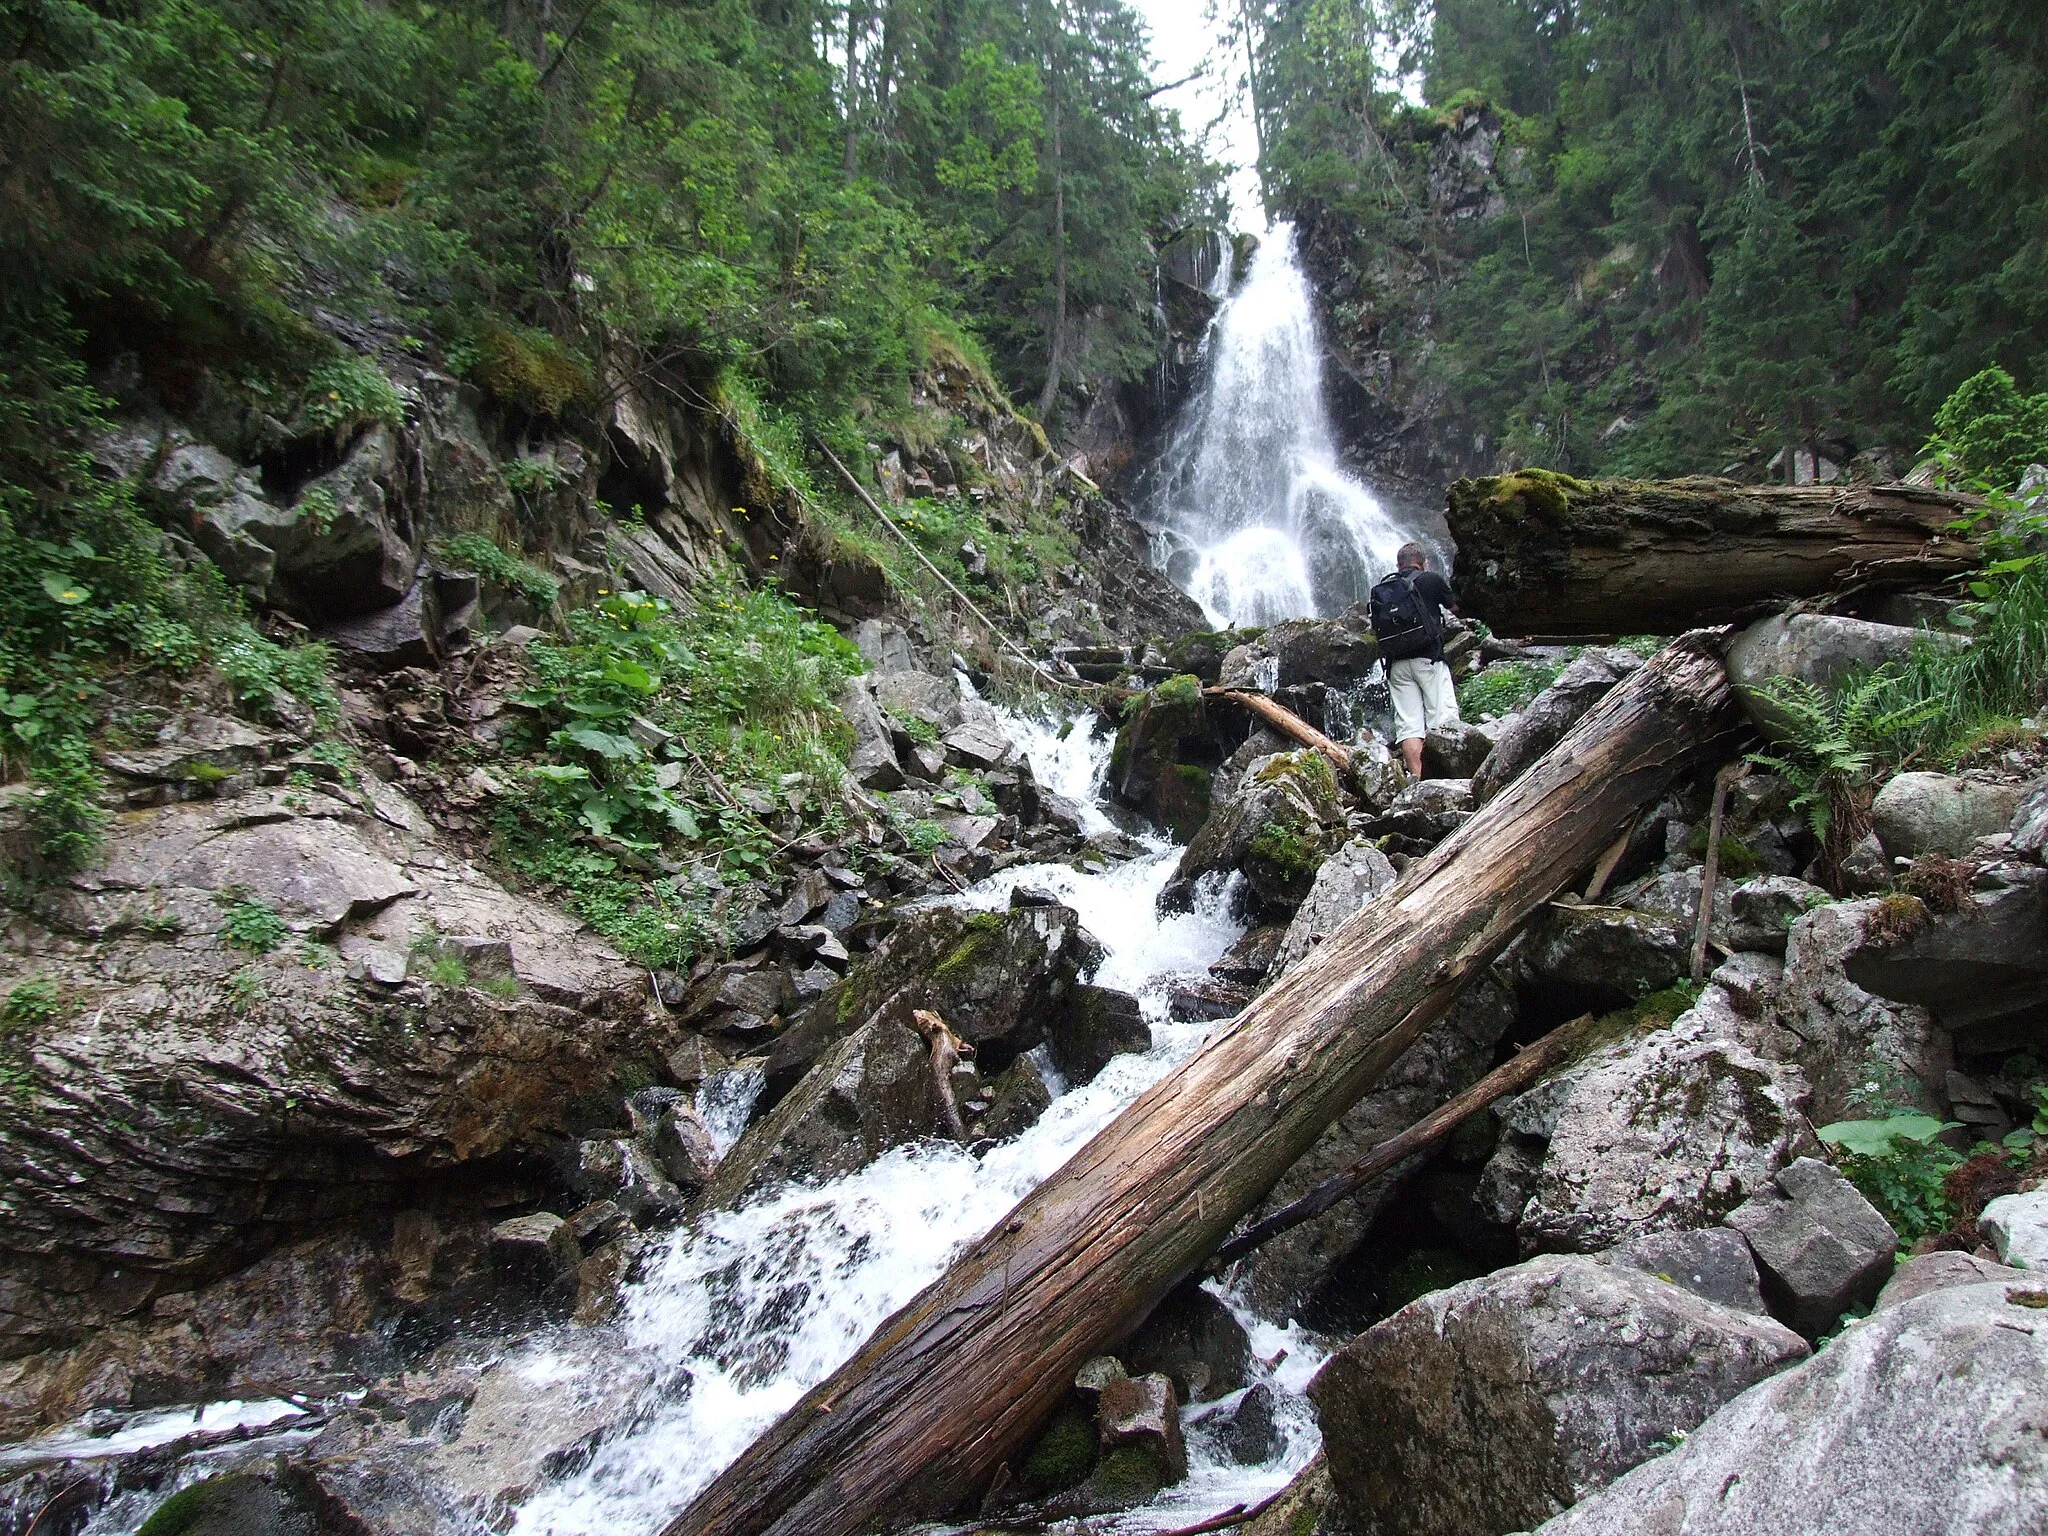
[1405,569,1456,661]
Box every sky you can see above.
[1123,0,1270,233]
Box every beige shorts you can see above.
[1389,657,1460,744]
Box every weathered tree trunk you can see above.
[662,637,1740,1536]
[1207,687,1354,772]
[1446,471,1979,637]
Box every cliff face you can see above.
[1292,106,1524,509]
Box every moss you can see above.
[1867,892,1931,947]
[1018,1401,1098,1496]
[1381,1247,1486,1315]
[1684,824,1763,879]
[1249,820,1322,883]
[963,910,1008,934]
[1088,1444,1170,1502]
[1250,748,1337,808]
[932,933,994,981]
[1153,672,1203,712]
[183,761,235,785]
[1157,763,1213,842]
[472,321,593,418]
[1477,467,1596,522]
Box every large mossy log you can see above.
[662,637,1742,1536]
[1447,470,1979,637]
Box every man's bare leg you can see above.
[1401,736,1424,778]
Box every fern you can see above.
[1745,670,1943,845]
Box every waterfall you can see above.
[1149,223,1415,628]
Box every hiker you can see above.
[1370,542,1460,779]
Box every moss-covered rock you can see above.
[1161,748,1343,918]
[1110,674,1212,834]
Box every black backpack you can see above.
[1370,570,1437,663]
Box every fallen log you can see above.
[1206,687,1355,771]
[1447,471,1978,637]
[662,635,1740,1536]
[1205,1010,1603,1273]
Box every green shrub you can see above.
[434,532,560,610]
[298,357,404,437]
[219,900,289,954]
[1458,657,1564,721]
[1,979,61,1030]
[1817,1113,1963,1245]
[1928,366,2048,489]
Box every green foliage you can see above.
[496,571,859,969]
[1,979,62,1031]
[298,356,403,436]
[219,899,288,954]
[1254,0,2048,477]
[1745,672,1942,845]
[424,955,468,988]
[433,533,560,611]
[1458,657,1563,721]
[1821,1121,1963,1247]
[1928,368,2048,489]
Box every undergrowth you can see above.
[1458,656,1565,721]
[493,570,862,970]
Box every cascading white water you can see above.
[505,705,1321,1536]
[1149,223,1415,627]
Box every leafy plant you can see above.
[1,979,61,1030]
[219,900,289,954]
[434,533,560,611]
[424,955,469,988]
[298,357,403,437]
[1458,657,1564,721]
[1818,1111,1965,1245]
[1745,671,1943,864]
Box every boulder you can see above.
[2010,772,2048,856]
[130,1471,320,1536]
[1836,867,2048,1054]
[1161,750,1343,918]
[1472,649,1641,804]
[966,1054,1053,1142]
[1874,1250,2027,1311]
[1871,772,2029,858]
[269,424,423,620]
[702,1010,957,1208]
[1726,875,1829,955]
[1522,902,1688,1011]
[572,1137,689,1227]
[1124,1284,1252,1404]
[1242,616,1381,689]
[490,1212,582,1280]
[1604,1227,1768,1316]
[1271,839,1398,977]
[1770,898,1952,1121]
[1109,674,1209,836]
[1423,720,1498,779]
[1725,612,1943,739]
[100,712,284,787]
[1212,924,1288,984]
[0,779,648,1383]
[153,439,299,595]
[1309,1252,1808,1536]
[323,580,440,671]
[1724,1156,1897,1336]
[1980,1190,2048,1269]
[770,903,1096,1086]
[1047,984,1152,1085]
[1360,777,1475,847]
[1208,1381,1280,1467]
[1087,1363,1188,1489]
[1516,1009,1816,1255]
[839,677,904,790]
[1525,1281,2048,1536]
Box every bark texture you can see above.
[1447,471,1977,637]
[662,637,1741,1536]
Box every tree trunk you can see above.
[1207,687,1353,772]
[661,636,1740,1536]
[1446,472,1979,637]
[1036,23,1067,422]
[842,0,869,181]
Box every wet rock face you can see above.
[1110,675,1212,840]
[1526,1282,2048,1536]
[770,902,1099,1085]
[1161,749,1343,918]
[1123,1284,1252,1404]
[1270,839,1397,978]
[1309,1253,1808,1536]
[1047,984,1151,1086]
[0,780,653,1402]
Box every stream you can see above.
[509,703,1327,1535]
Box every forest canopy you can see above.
[1242,0,2048,478]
